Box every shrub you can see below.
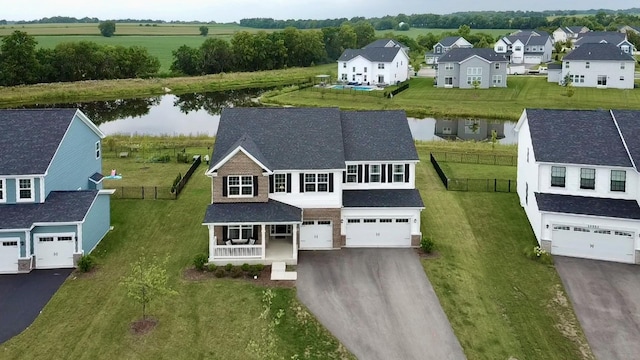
[77,254,96,272]
[254,264,265,272]
[214,268,226,278]
[523,245,553,265]
[193,253,208,271]
[241,263,250,272]
[230,266,243,278]
[225,263,234,271]
[207,264,217,272]
[248,264,262,277]
[420,236,434,253]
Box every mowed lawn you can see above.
[416,144,594,360]
[266,76,640,119]
[438,162,517,179]
[0,169,351,360]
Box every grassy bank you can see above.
[264,76,640,120]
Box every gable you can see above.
[208,144,271,175]
[214,150,266,176]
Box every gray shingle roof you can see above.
[438,48,508,63]
[526,109,632,167]
[563,43,635,61]
[547,63,562,69]
[575,31,626,46]
[0,109,77,176]
[506,33,550,46]
[89,172,104,183]
[341,110,418,161]
[215,135,273,170]
[611,110,640,168]
[535,193,640,220]
[338,47,403,63]
[210,107,345,170]
[363,39,407,49]
[439,36,463,47]
[202,200,302,224]
[0,190,98,229]
[343,189,424,208]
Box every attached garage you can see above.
[300,221,333,249]
[551,224,635,264]
[0,238,19,273]
[34,234,76,269]
[345,218,411,247]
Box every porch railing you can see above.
[213,245,263,259]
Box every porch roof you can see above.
[535,193,640,220]
[343,189,424,208]
[203,199,302,224]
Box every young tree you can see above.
[554,41,563,54]
[98,21,116,37]
[199,26,209,36]
[121,255,177,320]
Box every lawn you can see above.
[264,76,640,120]
[416,142,593,360]
[0,23,259,36]
[1,153,352,360]
[438,162,516,179]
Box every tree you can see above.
[0,31,40,85]
[199,26,209,36]
[457,24,471,38]
[121,255,177,320]
[353,21,376,48]
[170,45,201,75]
[98,20,116,37]
[199,38,232,73]
[554,41,563,54]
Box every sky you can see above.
[5,0,635,23]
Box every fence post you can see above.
[508,180,511,192]
[477,154,479,164]
[141,186,144,199]
[494,178,497,192]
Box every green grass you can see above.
[438,162,516,179]
[0,23,262,36]
[416,143,593,360]
[265,76,640,120]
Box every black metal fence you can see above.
[430,153,517,193]
[173,155,201,196]
[430,151,517,166]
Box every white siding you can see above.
[269,170,342,209]
[341,162,416,190]
[561,60,635,89]
[516,114,542,241]
[337,51,409,85]
[537,164,638,200]
[341,208,422,237]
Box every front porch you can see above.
[207,224,299,265]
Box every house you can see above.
[619,25,640,35]
[574,31,635,54]
[0,109,113,273]
[559,43,635,89]
[494,31,553,64]
[424,36,473,65]
[552,26,590,43]
[338,39,410,85]
[202,107,424,265]
[436,48,509,89]
[546,63,562,83]
[516,109,640,264]
[435,119,505,141]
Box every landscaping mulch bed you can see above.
[130,318,158,335]
[183,265,295,288]
[415,248,440,260]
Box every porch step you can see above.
[272,261,286,272]
[270,261,297,281]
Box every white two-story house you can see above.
[574,31,635,54]
[516,109,640,264]
[494,31,553,64]
[202,107,424,265]
[552,26,590,44]
[338,39,410,85]
[560,43,636,89]
[424,36,473,65]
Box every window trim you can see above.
[610,170,626,192]
[580,168,596,190]
[228,225,253,241]
[346,165,358,183]
[16,177,34,202]
[393,164,404,183]
[305,173,329,192]
[227,175,253,197]
[0,178,5,203]
[274,173,287,193]
[369,164,381,183]
[551,166,566,188]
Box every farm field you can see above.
[376,28,512,38]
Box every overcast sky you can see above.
[5,0,635,23]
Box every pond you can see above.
[22,90,517,144]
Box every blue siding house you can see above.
[0,109,113,273]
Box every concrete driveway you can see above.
[0,269,72,344]
[297,249,465,360]
[555,257,640,360]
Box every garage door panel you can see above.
[551,225,635,264]
[300,221,333,249]
[35,235,75,269]
[346,218,411,247]
[0,239,19,273]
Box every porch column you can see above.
[292,223,298,261]
[261,224,266,260]
[24,230,30,258]
[208,226,215,262]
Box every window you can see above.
[615,231,632,237]
[467,67,482,75]
[364,75,367,82]
[492,75,502,85]
[514,46,522,51]
[395,219,409,223]
[352,66,355,72]
[620,76,625,81]
[352,75,355,81]
[443,126,452,134]
[525,182,528,204]
[553,225,570,231]
[494,63,500,69]
[270,225,292,235]
[58,236,73,241]
[621,63,626,69]
[17,178,34,202]
[228,225,253,241]
[363,219,376,223]
[39,237,54,242]
[2,241,17,246]
[597,75,607,86]
[565,61,570,69]
[274,173,286,193]
[497,46,504,52]
[346,165,358,183]
[464,119,479,134]
[305,173,329,192]
[467,76,482,85]
[594,229,611,235]
[378,63,384,69]
[0,179,4,203]
[551,166,566,187]
[444,63,454,70]
[228,175,253,197]
[611,170,626,192]
[570,74,585,83]
[393,164,405,182]
[341,73,347,80]
[580,168,596,189]
[364,67,367,73]
[95,141,101,159]
[621,46,629,53]
[526,148,529,163]
[347,219,360,223]
[379,219,392,223]
[343,62,346,68]
[585,61,590,69]
[369,164,381,182]
[444,77,453,85]
[573,227,590,233]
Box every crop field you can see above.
[375,28,512,38]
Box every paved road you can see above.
[0,269,72,344]
[555,256,640,360]
[297,249,465,360]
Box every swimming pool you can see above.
[331,85,375,91]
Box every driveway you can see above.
[555,256,640,360]
[297,249,465,360]
[0,269,73,344]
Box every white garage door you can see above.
[35,234,76,269]
[300,221,333,249]
[551,225,635,264]
[346,218,411,247]
[0,239,19,273]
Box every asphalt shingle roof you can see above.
[438,48,507,63]
[611,110,640,167]
[363,39,407,49]
[202,200,302,223]
[439,36,463,47]
[535,193,640,220]
[563,43,635,61]
[0,109,77,176]
[343,189,424,208]
[526,109,632,167]
[341,110,418,161]
[338,47,402,63]
[575,31,627,46]
[0,190,98,229]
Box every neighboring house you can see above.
[552,26,590,43]
[202,107,424,265]
[435,119,505,141]
[436,48,509,89]
[424,36,473,65]
[516,108,640,264]
[338,39,410,85]
[574,31,636,54]
[546,63,562,83]
[494,31,553,64]
[559,43,635,89]
[0,109,113,273]
[619,25,640,35]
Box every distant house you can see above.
[618,25,640,35]
[574,31,635,54]
[424,36,473,65]
[338,39,410,85]
[559,43,635,89]
[494,31,553,64]
[552,26,590,43]
[435,119,505,141]
[436,48,508,89]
